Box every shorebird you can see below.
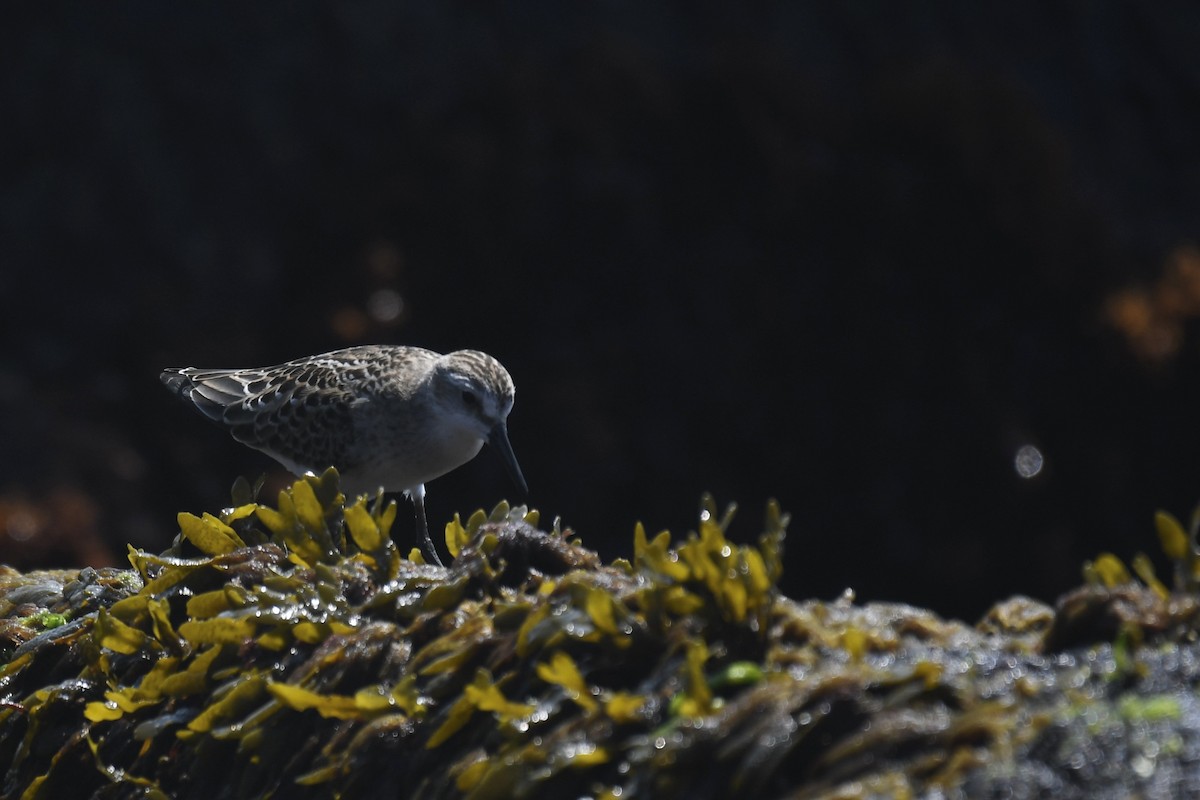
[161,345,528,565]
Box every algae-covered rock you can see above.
[3,472,1200,799]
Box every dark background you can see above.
[4,3,1200,621]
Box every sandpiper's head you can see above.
[431,350,527,494]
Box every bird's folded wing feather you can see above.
[171,363,359,470]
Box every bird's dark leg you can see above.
[409,484,443,566]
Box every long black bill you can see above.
[488,422,528,496]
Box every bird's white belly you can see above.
[341,429,484,496]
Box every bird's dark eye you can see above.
[461,390,479,407]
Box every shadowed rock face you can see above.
[3,471,1200,799]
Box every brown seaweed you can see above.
[4,473,1200,799]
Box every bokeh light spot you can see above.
[1014,444,1044,479]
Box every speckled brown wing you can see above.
[161,357,370,474]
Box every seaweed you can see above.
[0,473,789,799]
[7,475,1200,798]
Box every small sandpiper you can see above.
[161,345,528,565]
